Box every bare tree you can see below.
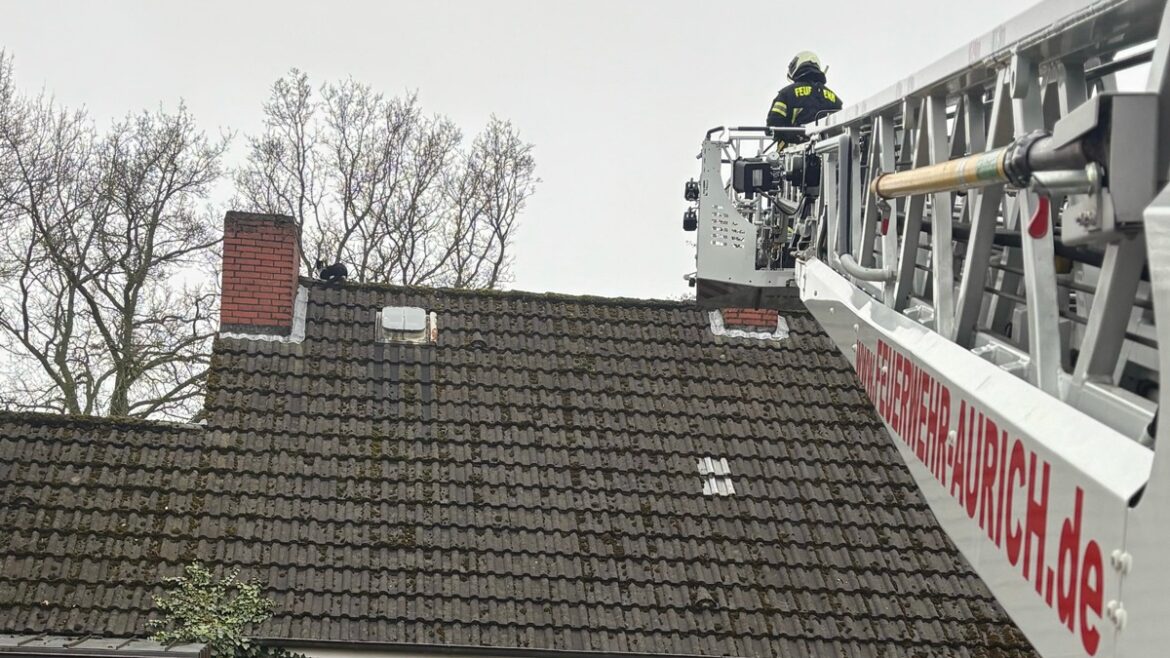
[0,60,535,419]
[233,70,323,266]
[236,70,538,287]
[446,118,537,288]
[0,52,228,419]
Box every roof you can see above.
[0,280,1038,658]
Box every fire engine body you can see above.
[686,1,1170,656]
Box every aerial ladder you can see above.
[685,1,1170,656]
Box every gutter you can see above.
[0,636,206,658]
[258,637,747,658]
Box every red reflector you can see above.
[880,216,889,236]
[1028,196,1050,239]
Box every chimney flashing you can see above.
[710,308,790,341]
[220,284,308,343]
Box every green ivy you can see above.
[149,562,301,658]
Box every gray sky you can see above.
[1,0,1031,299]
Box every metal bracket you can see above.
[1111,549,1134,575]
[1011,51,1037,99]
[1106,600,1129,630]
[1062,167,1118,246]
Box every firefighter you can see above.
[766,51,843,148]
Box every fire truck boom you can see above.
[683,1,1170,656]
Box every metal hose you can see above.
[871,148,1010,199]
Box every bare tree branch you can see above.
[0,59,537,422]
[0,51,226,420]
[235,70,538,288]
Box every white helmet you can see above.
[787,51,824,81]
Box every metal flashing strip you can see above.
[219,285,308,344]
[698,456,735,496]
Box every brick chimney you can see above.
[220,211,301,336]
[720,308,779,332]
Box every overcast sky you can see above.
[1,0,1032,299]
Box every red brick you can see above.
[721,307,778,329]
[220,212,300,333]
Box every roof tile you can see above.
[0,282,1036,657]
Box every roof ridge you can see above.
[299,277,735,310]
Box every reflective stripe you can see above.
[770,101,788,117]
[793,107,803,122]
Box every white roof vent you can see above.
[382,306,427,332]
[377,306,437,343]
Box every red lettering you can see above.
[950,401,970,503]
[895,355,908,440]
[979,417,1000,538]
[908,392,918,447]
[1057,488,1084,632]
[1005,439,1026,565]
[869,346,879,400]
[964,410,984,520]
[916,371,930,464]
[879,342,892,421]
[891,351,905,434]
[893,354,904,437]
[861,346,870,398]
[901,354,915,445]
[926,382,940,479]
[1024,455,1051,593]
[883,349,894,427]
[910,369,926,461]
[926,379,935,470]
[934,384,951,488]
[996,427,1008,547]
[1080,540,1104,655]
[855,344,1110,655]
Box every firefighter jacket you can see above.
[766,71,843,143]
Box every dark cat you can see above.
[315,259,348,283]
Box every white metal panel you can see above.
[1114,179,1170,658]
[695,141,795,289]
[799,257,1151,658]
[698,457,735,496]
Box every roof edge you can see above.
[262,637,746,658]
[0,635,206,658]
[0,410,203,433]
[299,278,698,311]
